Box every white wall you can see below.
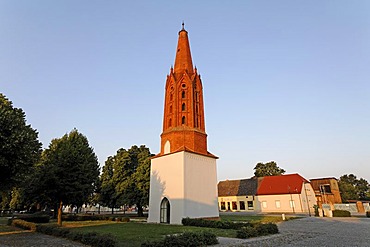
[148,151,219,224]
[256,183,316,214]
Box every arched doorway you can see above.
[160,197,170,223]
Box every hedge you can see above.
[11,219,37,231]
[182,217,279,239]
[62,214,130,222]
[8,212,50,224]
[141,231,218,247]
[181,217,253,229]
[332,210,351,217]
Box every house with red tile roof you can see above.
[218,174,316,214]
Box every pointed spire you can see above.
[174,23,193,74]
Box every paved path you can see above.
[217,217,370,246]
[0,231,87,247]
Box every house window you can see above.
[262,201,267,209]
[227,202,231,210]
[239,201,245,210]
[247,201,254,210]
[182,103,186,111]
[182,116,186,124]
[220,202,226,210]
[290,200,295,208]
[320,184,332,194]
[232,201,237,210]
[275,200,281,209]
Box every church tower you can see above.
[160,23,210,157]
[148,24,219,224]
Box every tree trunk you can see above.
[57,201,63,226]
[111,207,114,214]
[137,204,143,217]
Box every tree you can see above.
[338,174,369,202]
[99,156,121,214]
[100,145,152,217]
[0,93,42,192]
[25,129,100,225]
[253,161,286,177]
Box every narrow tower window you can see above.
[182,91,186,98]
[182,116,186,124]
[170,105,173,113]
[169,118,172,127]
[182,103,186,111]
[170,93,173,101]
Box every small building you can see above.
[218,178,259,211]
[310,177,342,208]
[218,174,316,215]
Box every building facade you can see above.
[218,174,316,215]
[148,24,219,224]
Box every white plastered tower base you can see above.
[148,151,219,224]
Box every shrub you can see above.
[366,211,370,217]
[11,219,36,231]
[236,226,258,239]
[15,212,50,223]
[332,210,351,217]
[255,223,279,235]
[35,224,117,247]
[141,231,218,247]
[182,217,252,229]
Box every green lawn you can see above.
[0,217,20,233]
[220,214,298,223]
[65,221,236,247]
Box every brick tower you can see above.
[148,24,219,224]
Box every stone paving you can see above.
[216,217,370,247]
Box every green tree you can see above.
[99,156,120,214]
[0,93,42,192]
[26,129,100,225]
[338,174,369,202]
[104,145,152,217]
[253,161,286,177]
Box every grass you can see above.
[65,221,236,247]
[220,214,298,223]
[0,217,20,233]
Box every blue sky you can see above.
[1,0,369,182]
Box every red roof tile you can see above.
[257,174,308,195]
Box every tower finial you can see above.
[182,21,185,30]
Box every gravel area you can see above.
[0,231,87,247]
[215,217,370,247]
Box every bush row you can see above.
[236,223,279,239]
[8,212,50,224]
[181,217,253,229]
[62,214,130,222]
[366,211,370,218]
[9,219,116,247]
[141,231,218,247]
[332,210,351,217]
[11,219,37,231]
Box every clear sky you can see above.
[1,0,369,182]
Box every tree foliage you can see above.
[253,161,285,177]
[24,129,100,225]
[338,174,370,202]
[0,93,42,192]
[100,145,152,216]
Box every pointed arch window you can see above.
[182,116,186,124]
[182,91,186,99]
[182,103,186,111]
